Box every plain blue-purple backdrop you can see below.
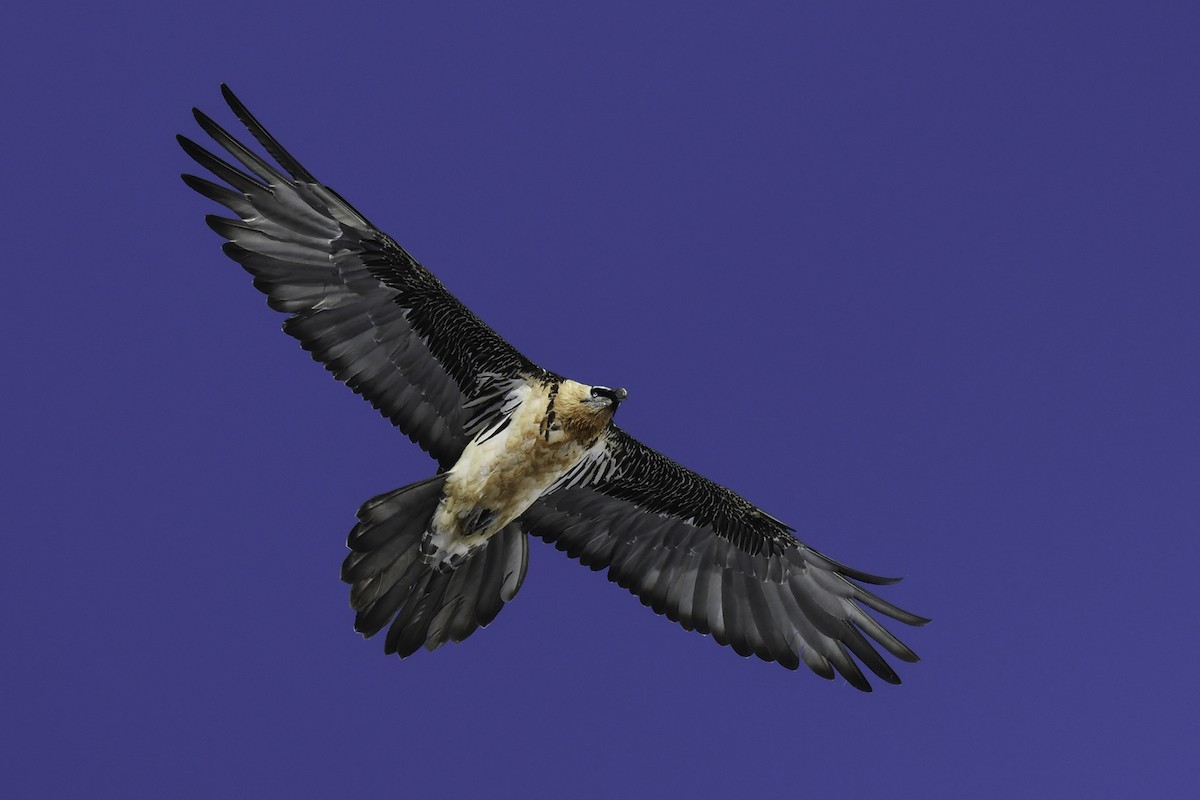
[4,2,1197,797]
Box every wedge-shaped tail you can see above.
[342,475,529,656]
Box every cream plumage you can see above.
[180,85,928,691]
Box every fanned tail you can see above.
[341,475,528,656]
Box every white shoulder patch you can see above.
[463,373,533,442]
[544,432,622,494]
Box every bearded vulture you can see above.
[179,85,928,691]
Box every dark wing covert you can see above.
[179,85,544,469]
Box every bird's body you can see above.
[180,85,929,691]
[428,378,616,568]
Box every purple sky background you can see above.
[4,2,1198,797]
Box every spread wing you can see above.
[179,85,548,469]
[522,427,930,691]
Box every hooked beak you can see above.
[592,386,629,405]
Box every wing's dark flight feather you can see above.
[192,108,292,188]
[219,83,317,183]
[180,87,544,469]
[723,567,759,658]
[179,135,267,195]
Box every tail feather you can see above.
[346,474,445,553]
[386,570,447,657]
[342,476,529,654]
[428,524,529,648]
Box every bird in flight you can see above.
[179,85,928,691]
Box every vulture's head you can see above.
[586,385,628,412]
[555,381,628,440]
